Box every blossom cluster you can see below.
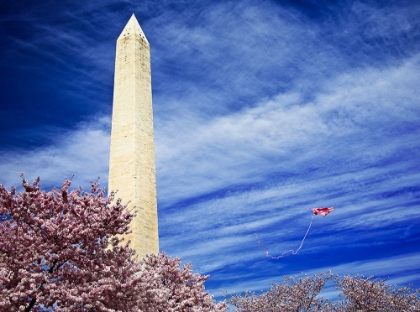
[228,271,420,312]
[335,274,420,312]
[0,177,227,311]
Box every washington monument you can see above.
[108,14,159,258]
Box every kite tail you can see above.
[255,215,315,259]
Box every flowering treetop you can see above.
[0,176,227,312]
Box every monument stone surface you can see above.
[108,14,159,257]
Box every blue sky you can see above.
[1,0,420,302]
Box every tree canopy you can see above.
[228,271,420,312]
[0,177,227,311]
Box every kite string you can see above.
[255,214,315,259]
[294,214,315,254]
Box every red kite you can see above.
[256,207,335,259]
[311,207,334,217]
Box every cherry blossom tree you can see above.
[228,272,335,312]
[137,253,227,312]
[334,274,420,312]
[228,272,420,312]
[0,176,227,312]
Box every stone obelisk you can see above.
[108,14,159,258]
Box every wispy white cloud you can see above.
[155,53,420,205]
[0,117,110,190]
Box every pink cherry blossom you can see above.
[228,271,420,311]
[0,176,227,311]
